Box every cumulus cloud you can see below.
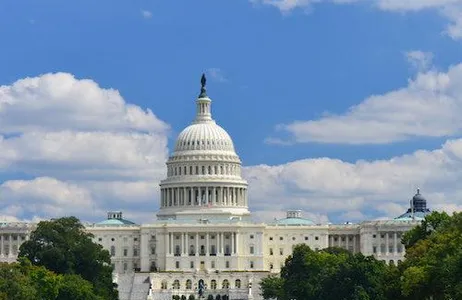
[0,73,169,223]
[268,63,462,144]
[245,137,462,222]
[251,0,462,40]
[406,50,434,71]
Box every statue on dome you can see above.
[199,73,207,98]
[201,73,206,88]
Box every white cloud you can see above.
[268,63,462,144]
[251,0,462,40]
[405,50,434,71]
[206,68,228,83]
[245,137,462,221]
[0,73,169,223]
[141,10,152,19]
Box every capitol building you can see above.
[0,75,431,300]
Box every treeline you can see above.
[0,217,118,300]
[260,211,462,300]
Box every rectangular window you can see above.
[373,234,377,238]
[250,234,254,239]
[134,237,138,241]
[315,236,319,241]
[151,247,156,255]
[190,261,194,268]
[225,261,230,268]
[373,246,377,254]
[175,261,180,269]
[123,263,127,271]
[304,237,308,241]
[123,249,128,256]
[133,248,138,256]
[269,237,273,241]
[389,246,394,253]
[279,248,283,255]
[98,238,102,242]
[250,246,254,254]
[250,261,254,269]
[269,248,273,255]
[211,261,215,268]
[279,237,283,241]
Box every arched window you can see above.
[235,279,241,288]
[222,279,229,289]
[173,280,180,289]
[211,280,217,290]
[186,279,192,289]
[389,260,395,265]
[110,246,115,256]
[161,280,167,289]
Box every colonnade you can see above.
[167,163,240,177]
[165,232,239,256]
[161,186,247,208]
[0,234,27,257]
[329,234,358,253]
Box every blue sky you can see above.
[1,0,462,224]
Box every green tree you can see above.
[400,211,462,300]
[0,261,38,300]
[261,245,398,300]
[260,276,284,300]
[57,274,102,300]
[19,216,118,299]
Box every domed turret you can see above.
[395,188,431,220]
[157,74,249,221]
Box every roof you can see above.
[272,217,315,226]
[394,211,429,221]
[95,218,137,226]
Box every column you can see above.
[186,233,189,255]
[346,235,349,251]
[220,233,224,254]
[386,233,389,255]
[164,233,169,256]
[190,187,193,206]
[195,233,199,256]
[235,232,239,255]
[206,233,210,255]
[183,188,186,206]
[205,187,209,205]
[393,232,397,254]
[181,233,184,255]
[198,187,202,206]
[219,187,223,205]
[231,233,235,255]
[8,235,12,257]
[353,235,356,253]
[212,187,216,205]
[0,235,3,256]
[329,236,333,247]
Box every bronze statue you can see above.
[199,73,207,98]
[201,73,206,88]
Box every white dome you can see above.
[174,122,235,153]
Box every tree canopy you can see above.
[261,211,462,300]
[0,258,101,300]
[18,216,118,299]
[261,244,396,300]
